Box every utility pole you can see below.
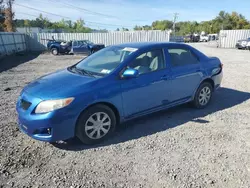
[173,13,179,39]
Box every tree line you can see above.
[15,14,94,33]
[134,11,250,35]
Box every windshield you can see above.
[75,46,138,76]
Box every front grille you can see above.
[20,99,31,110]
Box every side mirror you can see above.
[122,68,139,79]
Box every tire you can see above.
[51,48,59,55]
[76,104,117,145]
[90,49,96,55]
[192,82,213,109]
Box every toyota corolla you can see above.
[16,42,223,145]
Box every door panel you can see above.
[72,41,89,54]
[166,46,203,102]
[121,48,172,117]
[121,69,171,117]
[170,64,203,102]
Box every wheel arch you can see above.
[192,78,215,100]
[201,78,215,90]
[50,46,59,53]
[75,102,121,134]
[50,45,59,49]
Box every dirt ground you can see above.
[0,43,250,188]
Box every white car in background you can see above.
[236,37,250,49]
[246,41,250,50]
[200,35,209,42]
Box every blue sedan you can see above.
[16,42,223,144]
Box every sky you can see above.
[14,0,250,30]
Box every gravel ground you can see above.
[0,44,250,188]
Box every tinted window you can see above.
[73,41,78,46]
[168,48,199,67]
[129,49,165,74]
[78,41,84,46]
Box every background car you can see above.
[183,34,200,43]
[236,37,250,49]
[184,35,191,43]
[16,42,223,145]
[200,34,209,42]
[47,38,105,55]
[71,40,105,55]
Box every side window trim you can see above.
[189,48,200,62]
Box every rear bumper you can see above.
[212,71,223,90]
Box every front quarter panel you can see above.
[73,76,124,122]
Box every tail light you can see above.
[212,62,223,76]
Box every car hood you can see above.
[22,69,96,100]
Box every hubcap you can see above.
[85,112,111,139]
[52,49,57,55]
[199,86,211,106]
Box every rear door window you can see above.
[167,48,199,67]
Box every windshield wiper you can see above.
[80,69,96,78]
[69,66,99,78]
[69,66,84,75]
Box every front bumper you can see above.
[16,91,77,142]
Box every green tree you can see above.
[24,19,30,27]
[122,27,129,31]
[134,25,142,30]
[72,18,91,33]
[142,25,152,30]
[152,20,172,30]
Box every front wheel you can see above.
[51,48,59,55]
[192,82,213,109]
[76,104,117,145]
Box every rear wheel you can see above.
[51,48,59,55]
[192,82,213,109]
[76,104,116,145]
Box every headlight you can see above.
[35,97,74,114]
[212,68,221,75]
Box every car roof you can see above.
[113,42,190,50]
